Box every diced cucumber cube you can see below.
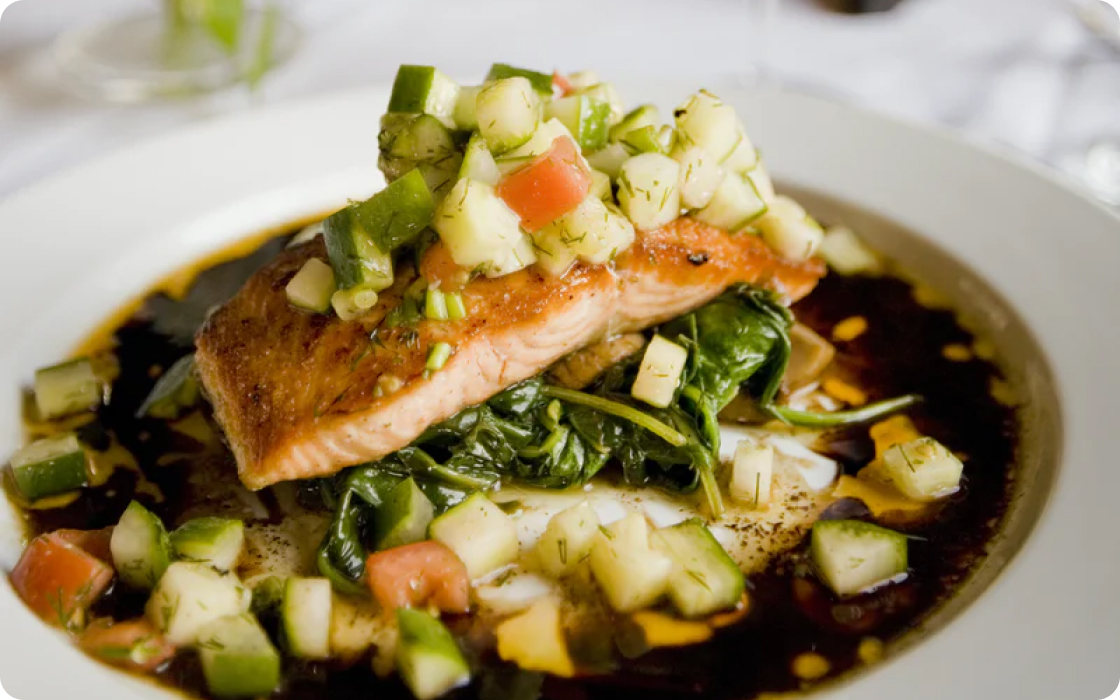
[474,572,554,615]
[170,517,245,572]
[721,130,759,173]
[329,593,380,664]
[675,146,725,210]
[631,336,688,409]
[651,519,745,618]
[747,159,776,202]
[585,142,630,180]
[379,112,415,150]
[429,492,519,580]
[459,132,501,186]
[484,235,539,279]
[351,169,436,254]
[416,158,463,205]
[494,118,578,176]
[9,433,88,502]
[282,577,333,659]
[146,562,251,645]
[395,608,471,700]
[374,477,435,550]
[812,520,908,597]
[589,513,673,613]
[486,63,553,94]
[387,114,457,163]
[589,170,612,201]
[546,94,611,152]
[535,501,600,578]
[621,125,666,155]
[433,179,536,277]
[574,82,624,124]
[657,125,677,152]
[197,614,281,698]
[389,65,459,118]
[453,85,483,130]
[882,437,964,501]
[379,155,413,187]
[729,439,774,508]
[137,354,201,419]
[674,90,741,162]
[618,153,681,231]
[569,197,636,262]
[819,225,882,276]
[112,500,172,590]
[609,104,660,143]
[565,70,600,92]
[694,172,768,231]
[596,204,638,262]
[534,195,635,267]
[378,114,421,183]
[756,195,825,261]
[323,206,395,294]
[529,230,580,276]
[476,77,541,154]
[34,358,101,420]
[285,258,337,314]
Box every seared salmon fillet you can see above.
[195,218,825,489]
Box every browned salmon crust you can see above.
[195,218,825,489]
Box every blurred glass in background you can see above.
[53,0,299,102]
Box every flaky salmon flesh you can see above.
[195,218,826,490]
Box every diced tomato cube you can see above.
[10,533,115,630]
[366,541,470,614]
[80,618,176,671]
[497,137,591,232]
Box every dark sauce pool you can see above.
[8,229,1019,700]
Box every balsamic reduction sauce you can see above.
[11,232,1017,700]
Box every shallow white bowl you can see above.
[0,83,1117,700]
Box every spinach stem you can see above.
[542,385,689,447]
[697,458,725,519]
[772,394,922,428]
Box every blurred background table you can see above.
[1,0,1117,199]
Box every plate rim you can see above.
[0,82,1116,700]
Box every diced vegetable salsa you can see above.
[293,61,835,325]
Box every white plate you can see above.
[0,83,1117,700]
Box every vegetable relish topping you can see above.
[289,64,834,329]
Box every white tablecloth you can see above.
[1,0,1118,199]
